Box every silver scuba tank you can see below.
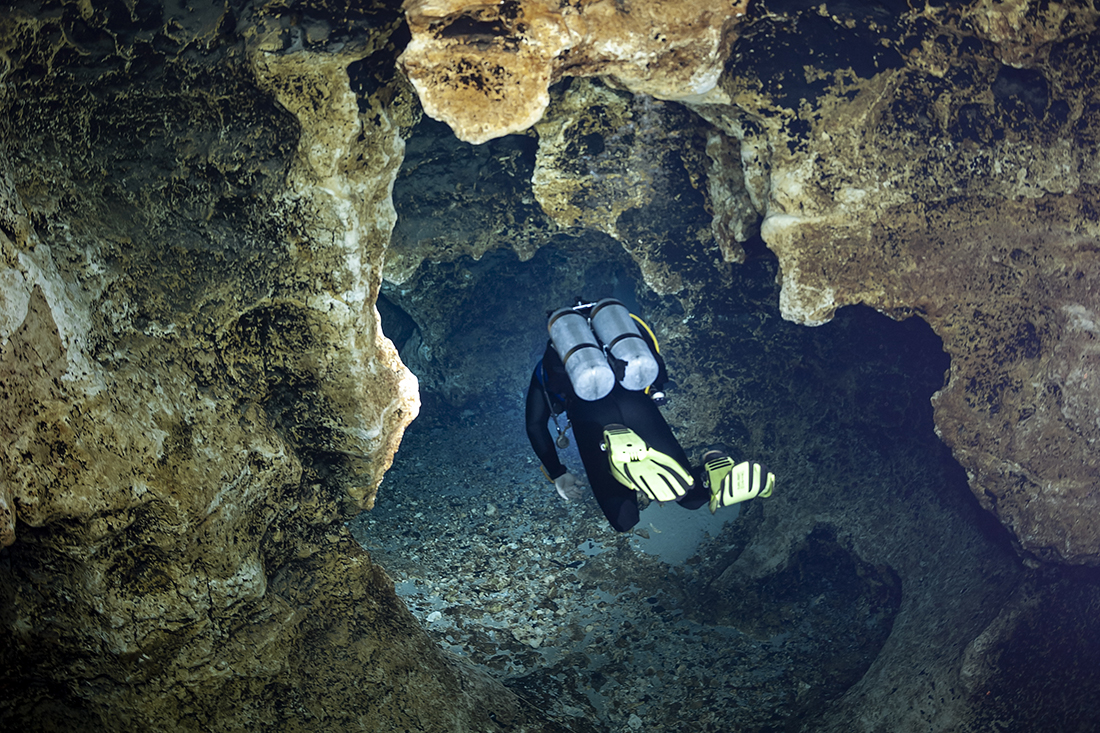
[547,307,616,401]
[590,298,659,391]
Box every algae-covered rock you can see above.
[0,1,558,730]
[399,0,749,144]
[4,0,1100,730]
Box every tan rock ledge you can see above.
[399,0,748,144]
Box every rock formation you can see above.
[0,1,559,730]
[381,1,1100,727]
[2,0,1099,730]
[399,0,747,144]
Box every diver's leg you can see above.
[612,392,712,508]
[574,418,641,532]
[616,393,691,467]
[617,393,712,510]
[676,473,710,510]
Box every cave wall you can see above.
[706,3,1100,568]
[379,180,1036,730]
[0,1,560,729]
[382,1,1100,728]
[399,0,748,145]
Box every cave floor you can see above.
[347,401,803,733]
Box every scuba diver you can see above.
[525,298,775,532]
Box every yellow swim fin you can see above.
[602,425,694,503]
[704,451,775,513]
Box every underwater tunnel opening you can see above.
[352,107,1014,733]
[355,217,993,730]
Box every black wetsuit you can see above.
[525,337,709,532]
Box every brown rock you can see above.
[532,78,720,293]
[0,3,557,730]
[399,0,749,144]
[398,0,1100,563]
[711,16,1100,564]
[3,0,1100,729]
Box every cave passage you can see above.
[340,102,1023,732]
[348,232,979,731]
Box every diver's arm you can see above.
[525,369,566,479]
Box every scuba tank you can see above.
[547,299,660,401]
[547,307,616,401]
[590,299,659,391]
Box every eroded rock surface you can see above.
[532,79,724,294]
[4,0,1100,730]
[0,1,559,730]
[399,0,748,144]
[400,0,1100,565]
[382,0,1100,728]
[380,214,1097,730]
[702,2,1100,565]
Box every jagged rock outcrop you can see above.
[706,3,1100,567]
[381,1,1100,728]
[532,79,724,295]
[398,0,748,144]
[400,0,1100,566]
[0,1,560,730]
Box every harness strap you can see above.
[536,359,564,417]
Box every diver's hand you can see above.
[554,472,585,501]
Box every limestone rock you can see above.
[384,76,731,301]
[697,3,1100,564]
[533,78,724,294]
[961,0,1100,66]
[4,0,1100,729]
[399,0,748,144]
[0,1,557,730]
[956,569,1100,730]
[384,117,553,286]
